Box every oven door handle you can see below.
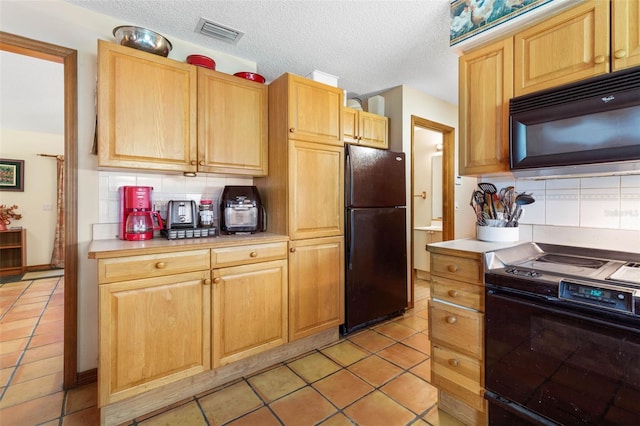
[485,391,559,426]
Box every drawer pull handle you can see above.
[250,251,258,258]
[204,278,212,285]
[594,55,605,64]
[448,290,458,298]
[155,262,166,269]
[213,277,221,284]
[449,359,460,367]
[447,264,459,272]
[614,49,627,59]
[446,316,457,324]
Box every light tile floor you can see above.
[1,275,463,425]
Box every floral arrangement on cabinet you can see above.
[0,204,22,230]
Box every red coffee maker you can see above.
[119,186,162,241]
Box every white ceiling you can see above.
[66,0,459,103]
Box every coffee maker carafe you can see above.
[119,186,162,241]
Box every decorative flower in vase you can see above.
[0,204,22,230]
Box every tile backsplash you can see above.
[483,175,640,253]
[94,171,253,239]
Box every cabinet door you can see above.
[97,40,197,172]
[288,140,344,239]
[98,271,210,405]
[212,260,288,367]
[288,237,344,341]
[514,0,609,96]
[612,0,640,71]
[343,107,359,144]
[288,75,343,145]
[358,110,388,149]
[459,38,512,176]
[197,69,268,176]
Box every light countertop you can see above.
[427,238,527,257]
[88,232,289,259]
[414,225,443,232]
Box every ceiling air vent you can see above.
[196,18,244,44]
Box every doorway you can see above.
[409,115,455,306]
[0,32,78,388]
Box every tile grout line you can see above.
[0,277,63,405]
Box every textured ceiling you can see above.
[67,0,459,104]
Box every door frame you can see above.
[0,32,79,388]
[409,115,455,306]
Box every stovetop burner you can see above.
[535,253,606,269]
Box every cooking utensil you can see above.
[186,54,215,69]
[478,183,497,219]
[470,190,486,225]
[113,26,172,57]
[234,72,266,83]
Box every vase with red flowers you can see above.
[0,204,22,231]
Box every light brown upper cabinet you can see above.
[343,107,389,149]
[514,0,639,97]
[97,40,197,173]
[459,38,513,176]
[98,40,268,176]
[197,68,268,176]
[612,0,640,71]
[514,0,610,96]
[285,74,343,146]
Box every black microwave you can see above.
[509,66,640,178]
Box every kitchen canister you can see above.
[477,225,519,242]
[198,199,214,228]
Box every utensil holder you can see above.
[477,225,519,242]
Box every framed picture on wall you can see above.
[0,159,24,192]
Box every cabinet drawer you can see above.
[432,277,484,312]
[98,249,210,284]
[429,300,483,359]
[211,242,287,268]
[432,344,484,411]
[431,253,481,284]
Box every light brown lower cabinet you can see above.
[98,270,211,406]
[288,236,344,341]
[428,246,487,426]
[212,259,288,367]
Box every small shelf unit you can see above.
[0,229,26,276]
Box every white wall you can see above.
[1,0,258,371]
[0,129,64,266]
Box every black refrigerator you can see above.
[343,144,407,334]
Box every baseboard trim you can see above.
[76,368,97,387]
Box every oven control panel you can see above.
[559,279,634,314]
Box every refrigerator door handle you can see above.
[347,209,354,270]
[346,148,353,208]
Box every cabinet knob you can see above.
[204,278,212,285]
[447,264,459,273]
[614,49,627,59]
[594,55,605,64]
[449,358,460,367]
[250,251,258,257]
[446,316,457,324]
[213,277,221,284]
[448,289,458,298]
[199,160,205,166]
[289,128,295,133]
[290,248,296,253]
[155,262,166,269]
